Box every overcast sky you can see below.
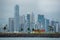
[0,0,60,24]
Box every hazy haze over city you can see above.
[0,0,60,24]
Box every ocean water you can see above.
[0,37,60,40]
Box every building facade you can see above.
[30,13,35,32]
[26,14,31,32]
[37,14,45,30]
[55,22,59,32]
[20,15,25,32]
[9,18,14,32]
[51,21,56,32]
[14,5,20,32]
[45,19,49,32]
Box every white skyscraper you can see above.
[55,22,59,32]
[20,15,25,32]
[30,13,35,32]
[9,18,14,32]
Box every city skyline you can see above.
[0,0,60,25]
[0,1,60,40]
[0,4,60,33]
[2,5,60,32]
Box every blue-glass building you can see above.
[37,14,45,30]
[45,19,49,32]
[26,14,31,32]
[14,5,20,32]
[27,14,30,27]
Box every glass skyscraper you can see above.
[37,14,45,30]
[14,5,20,32]
[45,19,49,32]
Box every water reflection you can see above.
[0,37,60,40]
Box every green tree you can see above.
[27,27,30,31]
[3,24,7,31]
[21,28,23,31]
[32,28,34,31]
[27,27,30,33]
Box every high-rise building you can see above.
[20,15,25,32]
[24,15,29,33]
[30,13,35,32]
[51,21,55,26]
[14,5,20,32]
[0,24,3,32]
[59,23,60,32]
[35,23,38,30]
[45,19,49,32]
[9,18,14,32]
[51,21,56,32]
[26,14,31,32]
[55,22,59,32]
[37,14,45,30]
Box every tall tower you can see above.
[45,19,49,32]
[27,14,30,32]
[30,13,35,31]
[14,5,20,32]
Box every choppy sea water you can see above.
[0,37,60,40]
